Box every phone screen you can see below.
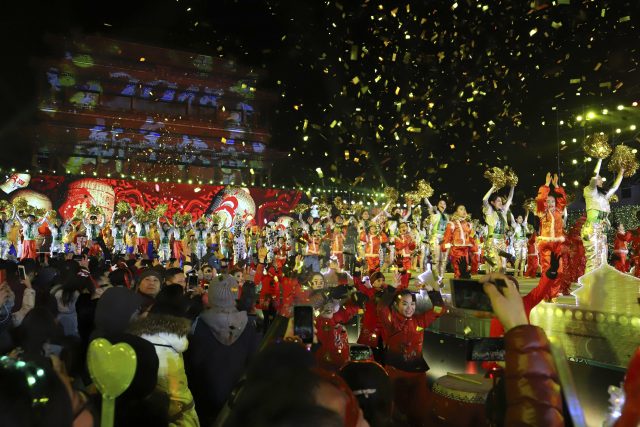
[18,265,26,281]
[466,337,505,361]
[451,279,493,312]
[293,305,314,344]
[188,274,199,289]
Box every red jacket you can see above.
[377,302,445,372]
[360,231,388,258]
[394,233,416,258]
[315,302,360,371]
[441,218,473,250]
[303,233,321,256]
[355,278,408,347]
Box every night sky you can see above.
[1,0,639,213]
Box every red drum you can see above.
[431,373,492,426]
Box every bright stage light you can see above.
[576,115,583,121]
[586,111,596,120]
[617,105,624,110]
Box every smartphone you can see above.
[18,265,27,281]
[187,274,199,289]
[450,278,506,312]
[466,337,505,361]
[105,259,112,267]
[427,290,445,306]
[293,305,314,344]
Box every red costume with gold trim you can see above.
[441,216,473,278]
[315,301,360,371]
[525,233,539,278]
[394,230,416,272]
[329,227,346,267]
[535,185,566,276]
[360,230,388,273]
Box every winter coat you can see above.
[504,325,564,426]
[185,307,258,426]
[129,314,200,427]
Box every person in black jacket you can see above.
[185,274,259,425]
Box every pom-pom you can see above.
[154,204,168,219]
[404,191,421,204]
[0,200,11,214]
[333,197,348,213]
[523,198,536,212]
[12,197,29,214]
[608,144,639,178]
[504,166,518,187]
[292,203,309,215]
[73,207,85,220]
[484,167,507,189]
[134,206,148,222]
[116,201,130,214]
[583,133,612,159]
[383,187,399,204]
[88,205,103,216]
[609,194,619,204]
[416,180,434,199]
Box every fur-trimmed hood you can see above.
[128,313,191,339]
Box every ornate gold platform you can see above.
[529,265,640,369]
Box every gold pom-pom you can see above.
[318,202,332,218]
[416,180,434,199]
[609,194,619,204]
[404,191,421,204]
[383,187,399,204]
[12,197,29,214]
[292,203,309,215]
[154,204,168,218]
[0,200,11,213]
[583,133,612,159]
[484,167,507,189]
[523,198,536,212]
[116,201,130,214]
[134,206,149,222]
[88,205,103,216]
[504,166,518,187]
[608,144,639,178]
[333,197,348,213]
[73,207,85,220]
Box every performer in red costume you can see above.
[360,223,388,274]
[315,294,360,371]
[535,173,566,277]
[377,287,446,427]
[356,271,408,362]
[328,223,346,268]
[441,205,473,278]
[613,223,632,273]
[394,221,416,272]
[274,236,290,269]
[524,231,539,278]
[553,216,586,297]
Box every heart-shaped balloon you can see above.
[87,338,137,399]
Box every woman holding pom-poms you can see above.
[482,167,515,273]
[581,135,634,272]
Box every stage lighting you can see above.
[617,105,624,110]
[586,111,596,120]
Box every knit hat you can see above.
[369,271,384,284]
[136,268,163,288]
[208,274,239,310]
